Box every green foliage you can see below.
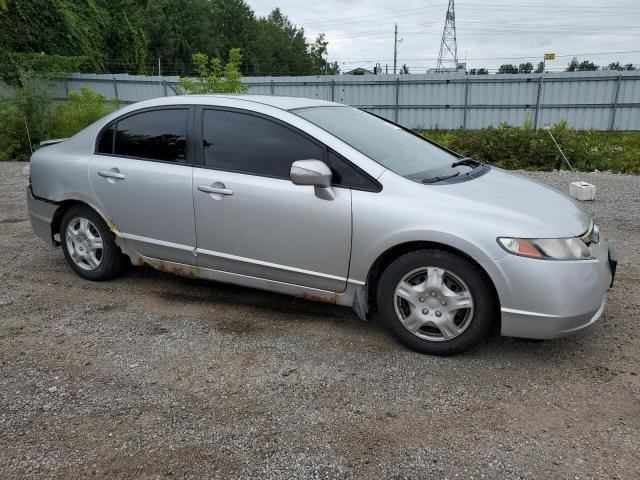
[0,70,53,161]
[497,64,518,74]
[399,64,410,74]
[0,52,86,81]
[417,124,640,173]
[102,0,149,74]
[469,68,488,75]
[0,73,115,161]
[177,49,248,94]
[308,34,340,75]
[0,0,336,77]
[518,62,533,74]
[607,61,637,71]
[46,87,117,139]
[251,8,336,76]
[566,57,599,72]
[0,0,110,73]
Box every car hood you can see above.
[424,167,592,238]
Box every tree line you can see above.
[0,0,339,78]
[469,58,637,75]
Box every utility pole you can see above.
[393,24,398,75]
[436,0,459,72]
[535,53,555,129]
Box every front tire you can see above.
[376,249,496,355]
[60,205,126,281]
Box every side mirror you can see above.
[290,160,335,200]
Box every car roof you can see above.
[133,94,343,111]
[210,94,341,110]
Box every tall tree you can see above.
[208,0,258,72]
[565,57,600,71]
[497,64,518,74]
[0,0,110,72]
[144,0,214,75]
[308,34,340,75]
[577,60,599,71]
[518,62,533,74]
[253,8,312,75]
[0,0,341,77]
[102,0,148,73]
[606,61,635,71]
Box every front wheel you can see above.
[376,249,496,355]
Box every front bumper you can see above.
[27,186,57,247]
[496,236,614,339]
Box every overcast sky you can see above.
[247,0,640,73]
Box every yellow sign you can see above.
[544,53,556,60]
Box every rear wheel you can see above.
[60,205,126,281]
[376,249,495,355]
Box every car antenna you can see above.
[543,124,595,201]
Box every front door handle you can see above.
[197,184,234,196]
[98,169,126,180]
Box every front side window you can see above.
[202,109,324,178]
[113,109,188,162]
[326,150,379,191]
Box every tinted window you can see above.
[97,123,114,154]
[115,109,188,162]
[326,150,379,191]
[203,110,323,178]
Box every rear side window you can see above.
[202,109,323,178]
[114,109,188,162]
[97,124,114,154]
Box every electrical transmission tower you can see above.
[436,0,458,72]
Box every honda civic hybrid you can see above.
[27,95,616,355]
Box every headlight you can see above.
[498,237,591,260]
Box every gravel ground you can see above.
[0,162,639,479]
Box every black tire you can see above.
[60,204,126,281]
[376,249,496,355]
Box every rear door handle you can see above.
[197,184,234,196]
[98,169,126,180]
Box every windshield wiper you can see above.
[421,172,460,184]
[451,157,480,168]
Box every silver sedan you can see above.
[27,95,616,355]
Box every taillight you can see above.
[28,174,32,186]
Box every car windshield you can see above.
[294,106,458,180]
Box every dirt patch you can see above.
[0,163,639,479]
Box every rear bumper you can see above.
[496,236,614,339]
[27,186,57,247]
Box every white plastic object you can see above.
[569,181,596,201]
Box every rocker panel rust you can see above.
[134,256,341,304]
